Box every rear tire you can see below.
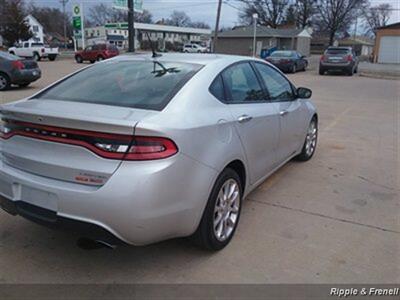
[48,55,56,61]
[9,51,15,55]
[90,60,96,64]
[33,52,41,61]
[295,117,318,162]
[75,55,83,63]
[0,72,11,91]
[191,168,242,251]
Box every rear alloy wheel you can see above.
[295,118,318,161]
[192,168,242,250]
[0,73,11,91]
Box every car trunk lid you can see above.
[0,99,155,186]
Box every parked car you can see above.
[265,50,308,73]
[0,51,41,91]
[75,44,119,63]
[183,43,208,53]
[9,41,58,61]
[319,46,359,76]
[0,54,318,250]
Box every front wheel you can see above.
[295,118,318,161]
[192,168,242,251]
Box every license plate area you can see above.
[20,185,58,212]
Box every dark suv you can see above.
[75,44,119,64]
[319,47,359,76]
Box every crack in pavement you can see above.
[248,198,400,235]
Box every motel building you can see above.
[81,22,212,50]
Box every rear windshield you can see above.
[0,51,20,60]
[35,60,202,111]
[270,51,294,57]
[326,48,350,55]
[107,45,118,51]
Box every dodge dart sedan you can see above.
[0,54,318,250]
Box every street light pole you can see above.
[60,0,69,50]
[128,0,135,52]
[252,13,258,57]
[213,0,222,53]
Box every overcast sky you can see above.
[30,0,400,28]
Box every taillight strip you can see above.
[1,120,178,161]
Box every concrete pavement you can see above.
[0,59,399,284]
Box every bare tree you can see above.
[362,3,392,37]
[294,0,315,28]
[28,4,71,37]
[165,11,191,27]
[314,0,367,45]
[0,0,32,46]
[190,21,211,29]
[89,3,111,26]
[239,0,290,28]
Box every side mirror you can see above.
[297,87,312,99]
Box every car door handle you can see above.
[280,110,289,117]
[238,115,253,123]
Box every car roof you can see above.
[111,53,253,66]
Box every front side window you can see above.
[221,62,264,103]
[255,62,295,102]
[35,61,202,111]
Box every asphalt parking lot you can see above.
[0,59,398,284]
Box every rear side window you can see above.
[221,62,264,103]
[35,61,202,111]
[209,75,225,101]
[32,43,44,47]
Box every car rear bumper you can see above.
[0,153,217,246]
[320,62,353,70]
[0,197,126,245]
[10,69,41,84]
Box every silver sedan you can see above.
[0,54,318,250]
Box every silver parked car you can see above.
[0,54,318,250]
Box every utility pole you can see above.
[60,0,69,50]
[128,0,135,52]
[213,0,222,53]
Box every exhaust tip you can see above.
[77,238,116,250]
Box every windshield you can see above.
[0,51,21,60]
[270,51,295,58]
[35,60,202,111]
[326,48,350,55]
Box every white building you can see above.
[81,22,211,50]
[26,14,44,43]
[0,14,44,46]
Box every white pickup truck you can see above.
[8,41,59,61]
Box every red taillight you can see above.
[347,55,353,62]
[11,60,25,70]
[0,120,178,161]
[41,48,45,53]
[320,55,326,62]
